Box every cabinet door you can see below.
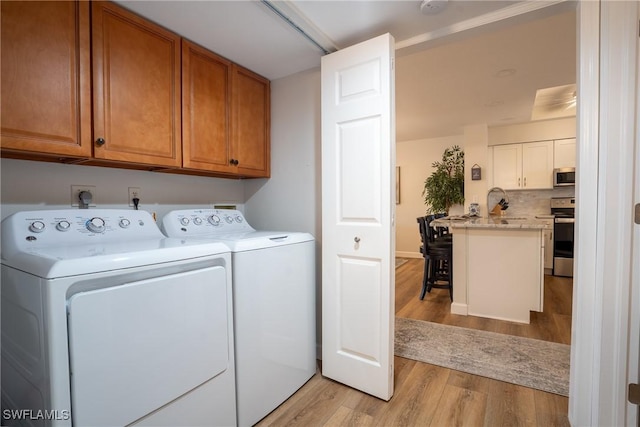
[522,141,553,189]
[231,65,270,178]
[1,1,92,158]
[541,220,554,270]
[182,40,234,173]
[492,144,522,189]
[554,138,576,168]
[92,2,181,168]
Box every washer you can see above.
[162,209,316,427]
[1,209,236,427]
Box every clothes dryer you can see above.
[162,209,316,427]
[1,209,236,427]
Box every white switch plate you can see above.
[71,185,97,207]
[128,187,141,207]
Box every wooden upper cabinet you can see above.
[182,40,234,173]
[1,1,92,157]
[91,1,181,168]
[231,65,271,178]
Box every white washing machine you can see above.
[161,209,316,427]
[1,209,236,427]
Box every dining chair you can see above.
[417,216,453,301]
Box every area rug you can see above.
[394,317,570,396]
[395,258,409,268]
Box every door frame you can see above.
[569,1,639,425]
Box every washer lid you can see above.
[206,231,315,252]
[2,238,230,279]
[1,209,230,278]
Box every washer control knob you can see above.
[29,221,46,233]
[193,217,203,225]
[119,218,131,228]
[225,215,234,224]
[234,214,243,223]
[56,220,71,232]
[86,217,106,233]
[208,215,221,226]
[179,217,190,226]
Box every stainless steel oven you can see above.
[551,197,575,277]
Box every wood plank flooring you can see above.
[256,258,573,427]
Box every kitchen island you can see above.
[431,216,549,324]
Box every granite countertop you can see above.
[431,215,550,230]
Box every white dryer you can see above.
[1,209,236,427]
[162,209,316,427]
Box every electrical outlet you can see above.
[71,185,97,207]
[128,187,141,207]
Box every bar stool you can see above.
[417,216,453,301]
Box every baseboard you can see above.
[396,251,422,259]
[451,302,468,316]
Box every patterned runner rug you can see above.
[395,317,570,396]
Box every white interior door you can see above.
[321,33,395,400]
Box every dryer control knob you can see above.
[208,215,221,226]
[224,215,233,224]
[180,217,190,226]
[119,218,131,228]
[29,221,46,233]
[234,215,243,223]
[193,217,203,225]
[86,217,106,233]
[56,220,71,232]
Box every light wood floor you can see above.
[256,258,573,427]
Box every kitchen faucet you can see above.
[487,187,509,215]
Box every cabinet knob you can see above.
[95,137,106,146]
[229,159,239,166]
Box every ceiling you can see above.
[117,0,577,141]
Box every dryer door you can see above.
[67,266,228,426]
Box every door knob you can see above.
[354,237,361,243]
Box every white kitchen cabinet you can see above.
[451,226,545,324]
[554,138,576,168]
[491,141,554,189]
[537,217,555,272]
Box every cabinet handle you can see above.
[524,177,527,187]
[95,137,106,146]
[229,159,239,166]
[518,177,521,187]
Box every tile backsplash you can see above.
[504,187,575,217]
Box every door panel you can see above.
[0,1,92,157]
[182,39,233,172]
[321,33,395,401]
[92,1,181,167]
[339,118,381,221]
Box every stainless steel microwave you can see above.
[553,167,576,187]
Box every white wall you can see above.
[488,116,576,145]
[396,134,464,257]
[244,68,322,353]
[0,158,244,220]
[463,124,490,215]
[244,67,320,237]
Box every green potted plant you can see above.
[422,145,465,214]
